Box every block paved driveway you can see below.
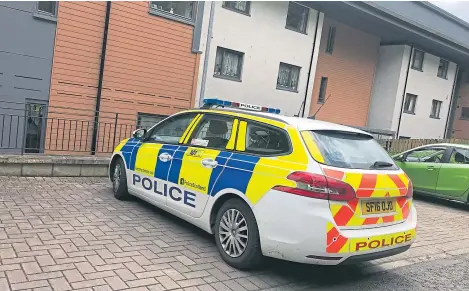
[0,177,469,291]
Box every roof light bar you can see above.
[202,98,281,114]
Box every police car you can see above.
[109,99,417,269]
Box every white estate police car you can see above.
[109,99,417,269]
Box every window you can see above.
[318,77,328,103]
[25,102,46,153]
[150,1,196,23]
[137,113,166,130]
[277,63,300,92]
[325,26,336,54]
[304,130,397,170]
[222,1,251,15]
[430,100,442,119]
[461,107,469,120]
[405,147,446,163]
[285,2,309,34]
[411,49,424,71]
[437,59,449,79]
[190,115,234,149]
[403,93,417,114]
[449,148,469,164]
[146,113,196,144]
[244,123,291,156]
[36,1,57,16]
[214,47,244,81]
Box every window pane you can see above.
[223,1,250,13]
[449,148,469,164]
[245,123,290,155]
[150,1,194,20]
[318,77,328,103]
[277,63,300,91]
[305,130,397,169]
[326,26,336,53]
[137,113,166,130]
[437,59,448,78]
[404,94,417,113]
[286,2,308,33]
[37,1,56,15]
[412,50,424,70]
[191,116,234,149]
[214,47,243,80]
[461,107,469,119]
[147,113,195,144]
[406,147,445,163]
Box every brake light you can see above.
[406,179,413,198]
[273,172,356,201]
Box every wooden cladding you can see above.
[48,1,200,153]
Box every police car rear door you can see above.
[129,112,199,205]
[167,114,238,217]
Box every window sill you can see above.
[213,74,242,82]
[317,100,325,104]
[437,76,448,80]
[411,67,423,72]
[460,117,469,121]
[148,8,195,26]
[222,6,251,16]
[285,26,308,35]
[429,115,440,119]
[276,86,299,93]
[33,12,57,22]
[403,110,415,115]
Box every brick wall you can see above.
[308,17,380,127]
[451,71,469,139]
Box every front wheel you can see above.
[112,158,130,200]
[214,198,263,270]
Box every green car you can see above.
[393,143,469,203]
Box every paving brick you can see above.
[11,279,49,290]
[71,279,106,289]
[49,277,72,291]
[6,269,27,284]
[22,262,42,275]
[104,276,128,290]
[63,269,85,283]
[127,278,158,288]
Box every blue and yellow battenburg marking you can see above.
[112,114,310,205]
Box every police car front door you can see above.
[128,113,198,206]
[167,114,237,217]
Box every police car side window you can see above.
[146,113,195,144]
[244,123,290,155]
[189,115,234,150]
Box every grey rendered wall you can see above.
[367,45,406,131]
[0,2,57,152]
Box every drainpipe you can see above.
[91,1,111,155]
[301,9,321,118]
[395,45,413,138]
[444,65,460,138]
[198,2,215,107]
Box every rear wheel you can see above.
[214,198,263,270]
[112,158,130,200]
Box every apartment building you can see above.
[449,70,469,139]
[195,1,322,117]
[368,45,458,139]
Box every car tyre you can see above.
[112,158,130,200]
[214,198,263,270]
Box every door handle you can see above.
[427,166,435,170]
[159,152,172,162]
[201,158,218,168]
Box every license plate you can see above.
[361,199,396,215]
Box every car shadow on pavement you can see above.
[120,190,384,288]
[414,194,469,211]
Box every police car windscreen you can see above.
[305,130,398,170]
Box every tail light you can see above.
[406,179,413,198]
[273,171,356,201]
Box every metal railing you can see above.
[0,100,150,155]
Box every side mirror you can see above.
[132,128,147,140]
[394,155,406,162]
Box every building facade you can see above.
[368,45,457,139]
[195,1,323,117]
[1,1,469,155]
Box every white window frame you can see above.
[285,2,309,34]
[213,47,245,82]
[276,62,301,92]
[437,59,449,79]
[411,49,424,71]
[403,93,417,114]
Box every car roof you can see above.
[193,107,372,136]
[416,143,469,149]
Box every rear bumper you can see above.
[253,190,417,265]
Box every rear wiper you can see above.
[370,161,394,169]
